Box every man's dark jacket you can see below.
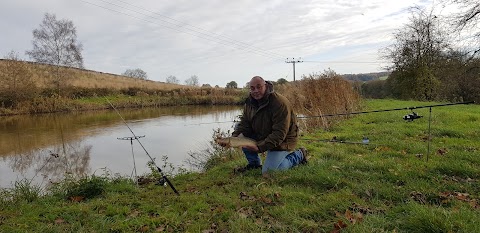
[233,81,298,152]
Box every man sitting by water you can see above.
[221,76,307,175]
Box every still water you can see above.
[0,105,241,189]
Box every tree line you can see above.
[362,1,479,103]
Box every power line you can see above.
[80,0,284,60]
[113,0,285,59]
[303,60,391,64]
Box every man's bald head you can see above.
[250,76,266,84]
[249,76,267,100]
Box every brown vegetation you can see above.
[276,71,362,131]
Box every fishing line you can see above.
[105,97,180,195]
[28,151,57,185]
[183,120,240,126]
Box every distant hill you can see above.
[341,72,390,82]
[0,59,187,90]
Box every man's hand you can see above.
[242,144,259,152]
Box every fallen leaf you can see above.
[334,210,343,218]
[436,148,448,156]
[469,200,479,209]
[410,191,426,204]
[345,210,355,224]
[69,196,85,202]
[237,207,255,218]
[374,146,391,152]
[138,225,149,232]
[454,192,469,201]
[129,210,140,218]
[54,218,65,224]
[344,210,363,224]
[350,202,375,214]
[239,191,250,200]
[332,219,348,232]
[261,197,273,205]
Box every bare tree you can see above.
[26,13,84,94]
[185,75,199,86]
[442,0,480,58]
[122,68,148,80]
[0,51,36,107]
[166,75,179,84]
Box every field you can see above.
[1,99,479,232]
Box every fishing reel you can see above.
[156,177,168,187]
[403,111,423,122]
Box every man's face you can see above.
[249,78,266,100]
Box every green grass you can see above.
[1,99,479,232]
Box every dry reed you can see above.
[276,72,361,131]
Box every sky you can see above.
[0,0,439,87]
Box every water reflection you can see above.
[3,139,91,187]
[0,105,240,188]
[41,141,92,182]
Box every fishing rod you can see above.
[184,101,474,125]
[300,136,383,147]
[297,101,474,119]
[105,98,180,195]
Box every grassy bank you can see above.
[1,99,479,232]
[0,59,247,116]
[0,90,246,116]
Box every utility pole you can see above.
[285,57,303,81]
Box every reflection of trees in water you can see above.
[2,112,94,185]
[6,140,91,184]
[7,150,37,174]
[40,141,92,183]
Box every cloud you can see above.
[0,0,436,86]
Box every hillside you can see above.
[0,59,187,90]
[341,71,391,82]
